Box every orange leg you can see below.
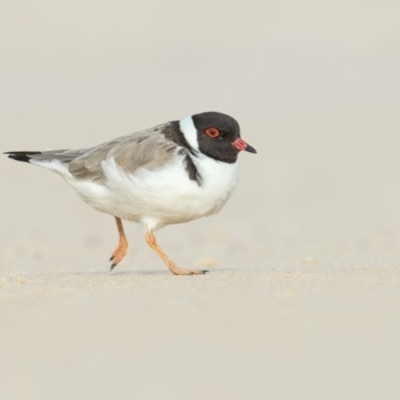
[110,217,128,270]
[145,230,208,276]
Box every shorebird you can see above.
[5,112,256,275]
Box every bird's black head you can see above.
[179,112,256,163]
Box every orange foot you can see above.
[144,230,208,276]
[169,266,209,276]
[109,240,128,270]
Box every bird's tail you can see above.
[5,151,43,163]
[4,149,86,178]
[4,150,81,164]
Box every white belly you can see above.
[64,154,239,231]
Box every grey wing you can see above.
[67,129,180,182]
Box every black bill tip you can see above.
[245,144,257,154]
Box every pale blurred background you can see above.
[1,1,400,399]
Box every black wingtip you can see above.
[6,154,31,163]
[4,151,40,163]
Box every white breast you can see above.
[62,152,239,231]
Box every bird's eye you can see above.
[205,127,220,138]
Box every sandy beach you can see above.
[1,1,400,399]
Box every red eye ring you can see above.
[205,127,220,138]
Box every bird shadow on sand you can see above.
[21,266,234,278]
[110,269,168,276]
[43,270,160,276]
[109,266,233,275]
